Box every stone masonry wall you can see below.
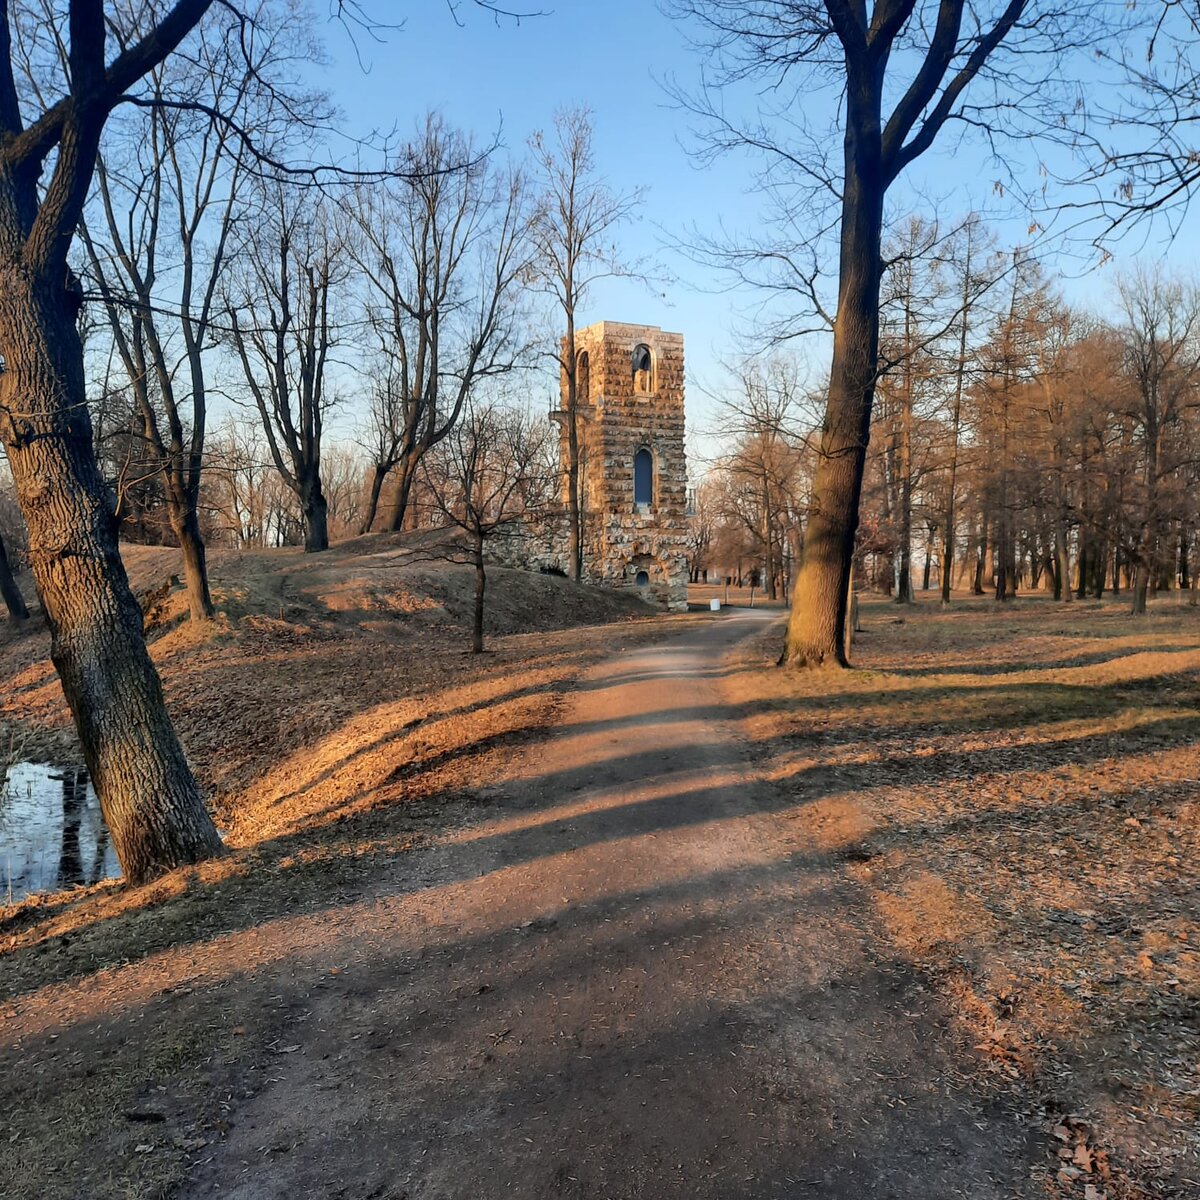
[569,322,691,611]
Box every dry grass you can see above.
[0,539,687,1200]
[727,592,1200,1199]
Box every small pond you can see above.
[1,762,120,903]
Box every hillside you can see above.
[0,535,666,844]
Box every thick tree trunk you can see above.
[0,528,29,621]
[783,83,883,667]
[0,269,222,885]
[387,456,419,533]
[171,505,215,621]
[302,479,329,553]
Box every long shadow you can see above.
[6,687,1197,1007]
[2,850,1041,1200]
[761,674,1200,728]
[4,605,1196,1003]
[892,643,1200,678]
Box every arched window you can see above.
[634,447,653,508]
[632,343,653,394]
[576,350,590,403]
[635,570,650,588]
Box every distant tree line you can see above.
[692,219,1200,615]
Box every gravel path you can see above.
[185,609,1037,1199]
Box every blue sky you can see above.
[322,1,745,421]
[315,1,1187,442]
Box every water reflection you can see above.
[1,762,120,902]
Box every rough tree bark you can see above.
[0,0,224,884]
[783,50,884,665]
[0,270,223,884]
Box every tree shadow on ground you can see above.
[2,846,1041,1200]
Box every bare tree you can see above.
[687,475,717,582]
[938,215,1002,604]
[227,183,342,552]
[529,107,642,581]
[422,399,554,652]
[1116,267,1200,615]
[0,0,532,883]
[356,367,407,534]
[0,0,231,884]
[345,115,533,534]
[76,3,314,619]
[322,440,368,540]
[711,356,810,601]
[671,0,1118,665]
[205,412,300,548]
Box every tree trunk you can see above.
[941,513,956,605]
[941,222,972,608]
[783,81,883,667]
[1055,517,1072,604]
[360,463,389,535]
[1093,541,1107,599]
[566,429,582,581]
[0,268,223,885]
[1131,560,1150,615]
[387,456,418,533]
[763,483,777,601]
[303,479,329,553]
[472,535,486,654]
[0,528,29,621]
[171,505,215,621]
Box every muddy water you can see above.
[0,762,120,902]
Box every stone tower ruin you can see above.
[551,321,690,610]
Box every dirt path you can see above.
[183,610,1038,1199]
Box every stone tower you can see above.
[552,321,689,610]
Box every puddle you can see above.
[1,762,120,902]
